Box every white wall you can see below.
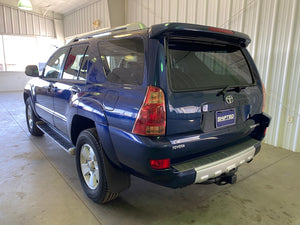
[127,0,300,152]
[0,72,31,92]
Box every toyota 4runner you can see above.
[24,23,271,203]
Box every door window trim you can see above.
[61,44,89,82]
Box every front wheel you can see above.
[76,128,119,203]
[25,98,43,136]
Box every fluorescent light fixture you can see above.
[18,0,32,10]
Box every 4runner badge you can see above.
[225,95,234,104]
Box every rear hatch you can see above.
[158,27,263,158]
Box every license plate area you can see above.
[216,109,236,128]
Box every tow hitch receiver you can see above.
[215,173,237,185]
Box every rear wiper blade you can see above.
[217,85,246,96]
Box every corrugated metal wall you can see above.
[0,4,55,37]
[64,0,110,38]
[127,0,300,152]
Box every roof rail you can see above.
[69,23,147,43]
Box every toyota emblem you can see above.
[225,95,234,104]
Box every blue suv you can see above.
[24,23,270,203]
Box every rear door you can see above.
[97,37,146,133]
[165,38,262,143]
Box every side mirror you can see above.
[25,65,39,77]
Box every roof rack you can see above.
[69,23,147,43]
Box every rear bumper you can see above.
[173,139,259,184]
[109,126,261,188]
[195,146,255,183]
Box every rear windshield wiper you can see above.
[217,85,247,96]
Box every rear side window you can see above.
[98,38,144,85]
[167,39,253,92]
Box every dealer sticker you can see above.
[216,109,236,128]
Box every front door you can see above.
[35,48,69,125]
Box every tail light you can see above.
[208,27,234,35]
[132,86,166,136]
[150,159,170,170]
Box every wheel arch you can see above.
[23,92,30,103]
[24,84,38,115]
[70,115,95,145]
[70,98,121,167]
[24,90,39,119]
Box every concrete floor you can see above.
[0,92,299,225]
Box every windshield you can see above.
[167,39,253,92]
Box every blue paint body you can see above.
[24,23,270,188]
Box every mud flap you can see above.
[102,152,131,193]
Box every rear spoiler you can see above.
[149,23,251,47]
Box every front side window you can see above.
[98,38,144,85]
[167,39,253,92]
[62,45,88,80]
[44,48,68,79]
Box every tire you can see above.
[25,98,44,136]
[76,128,119,203]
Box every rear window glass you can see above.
[98,38,144,85]
[167,39,253,92]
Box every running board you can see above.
[36,121,76,155]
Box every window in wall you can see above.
[3,35,37,71]
[0,35,58,72]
